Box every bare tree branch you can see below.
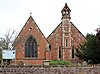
[0,29,17,49]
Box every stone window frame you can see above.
[24,35,38,59]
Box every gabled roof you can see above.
[47,21,86,40]
[47,22,62,39]
[70,22,86,39]
[13,15,48,46]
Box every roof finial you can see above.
[30,12,32,16]
[65,3,67,6]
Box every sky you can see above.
[0,0,100,38]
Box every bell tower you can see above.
[61,3,71,21]
[61,3,72,60]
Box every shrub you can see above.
[49,60,73,66]
[66,61,73,66]
[49,60,58,66]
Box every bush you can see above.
[49,60,58,66]
[66,61,73,66]
[49,60,73,66]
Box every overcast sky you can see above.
[0,0,100,37]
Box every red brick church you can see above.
[13,3,86,65]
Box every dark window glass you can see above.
[59,50,62,58]
[25,36,37,58]
[72,47,74,58]
[66,39,68,46]
[49,45,51,49]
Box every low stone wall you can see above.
[0,66,100,74]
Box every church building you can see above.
[13,3,86,65]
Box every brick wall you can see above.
[47,3,86,62]
[14,16,49,65]
[47,21,86,61]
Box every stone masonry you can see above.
[0,66,100,74]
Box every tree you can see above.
[0,29,17,49]
[75,33,100,64]
[0,29,17,65]
[0,38,8,49]
[96,30,100,50]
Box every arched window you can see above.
[65,39,68,46]
[25,36,37,58]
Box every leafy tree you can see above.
[75,33,100,64]
[0,38,8,49]
[0,47,2,63]
[96,30,100,50]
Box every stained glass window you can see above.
[25,36,37,58]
